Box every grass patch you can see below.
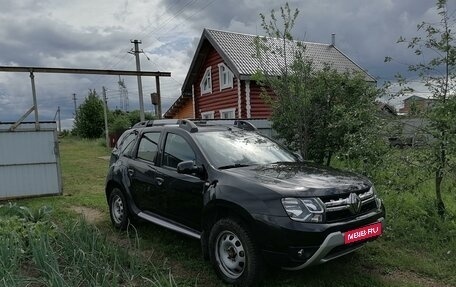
[2,137,456,286]
[0,203,178,287]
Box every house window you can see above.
[200,67,212,95]
[201,111,215,119]
[220,108,236,119]
[218,63,233,90]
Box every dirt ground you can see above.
[69,206,104,224]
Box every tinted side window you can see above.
[137,132,160,163]
[119,133,137,156]
[163,133,196,168]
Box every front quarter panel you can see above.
[206,175,287,218]
[106,156,141,214]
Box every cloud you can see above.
[0,0,453,127]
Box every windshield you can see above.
[193,130,297,168]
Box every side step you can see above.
[137,211,201,239]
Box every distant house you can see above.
[164,28,376,119]
[377,102,397,117]
[398,95,434,115]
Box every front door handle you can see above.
[128,168,134,177]
[156,177,164,186]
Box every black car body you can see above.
[105,119,385,286]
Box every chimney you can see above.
[331,33,335,46]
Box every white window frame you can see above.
[201,111,215,119]
[200,67,212,95]
[219,108,236,119]
[218,63,233,90]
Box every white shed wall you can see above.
[0,122,61,199]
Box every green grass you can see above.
[3,137,456,286]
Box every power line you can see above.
[104,0,199,71]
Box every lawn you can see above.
[2,137,455,286]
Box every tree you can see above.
[125,110,154,126]
[253,3,382,166]
[106,109,155,137]
[73,89,105,139]
[386,0,456,216]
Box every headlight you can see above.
[281,197,326,223]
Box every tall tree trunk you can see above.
[435,133,446,217]
[326,151,332,166]
[435,169,445,218]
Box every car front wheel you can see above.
[109,188,129,230]
[208,218,264,286]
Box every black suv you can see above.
[105,119,385,286]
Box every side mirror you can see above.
[177,160,202,175]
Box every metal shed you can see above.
[0,122,62,200]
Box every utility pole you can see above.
[102,87,110,149]
[53,106,61,133]
[155,76,162,119]
[58,106,61,133]
[72,93,77,116]
[130,40,145,121]
[151,93,158,118]
[30,72,40,130]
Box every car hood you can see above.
[222,162,371,197]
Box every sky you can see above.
[0,0,453,130]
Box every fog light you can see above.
[290,247,318,261]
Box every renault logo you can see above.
[347,193,362,214]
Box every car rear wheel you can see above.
[208,218,264,286]
[109,188,129,230]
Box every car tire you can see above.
[208,218,264,286]
[109,188,129,230]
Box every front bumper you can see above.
[283,217,384,270]
[252,208,385,269]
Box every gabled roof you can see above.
[166,28,378,118]
[181,28,376,95]
[403,95,433,102]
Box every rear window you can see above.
[137,132,160,163]
[118,132,137,156]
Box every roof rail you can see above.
[234,120,257,131]
[178,119,199,133]
[132,118,256,133]
[132,119,178,128]
[132,121,149,128]
[148,119,179,126]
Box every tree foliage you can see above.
[73,89,105,139]
[253,3,383,167]
[107,109,155,135]
[386,0,456,216]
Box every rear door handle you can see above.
[156,177,164,186]
[128,168,135,177]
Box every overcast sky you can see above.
[0,0,452,129]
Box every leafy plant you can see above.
[253,3,384,166]
[385,0,456,216]
[73,89,105,139]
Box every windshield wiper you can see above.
[218,163,252,170]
